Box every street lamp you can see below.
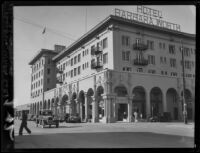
[180,40,187,124]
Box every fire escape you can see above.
[133,35,148,66]
[91,43,103,69]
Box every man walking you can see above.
[19,111,31,136]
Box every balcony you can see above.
[91,46,103,55]
[133,43,148,51]
[91,60,103,69]
[133,58,148,66]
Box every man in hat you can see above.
[19,110,31,135]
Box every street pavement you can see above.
[14,120,194,148]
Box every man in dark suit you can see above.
[19,111,31,136]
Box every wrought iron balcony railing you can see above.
[133,58,148,66]
[91,46,103,55]
[91,60,103,69]
[133,43,148,51]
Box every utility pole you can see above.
[181,40,187,124]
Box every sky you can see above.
[13,5,196,107]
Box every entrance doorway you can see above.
[118,104,128,121]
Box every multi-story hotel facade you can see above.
[28,13,195,123]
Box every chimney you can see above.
[54,45,66,53]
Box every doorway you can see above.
[118,104,128,121]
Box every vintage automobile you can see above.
[37,110,59,128]
[66,114,81,123]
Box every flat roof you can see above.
[53,15,195,62]
[29,49,58,65]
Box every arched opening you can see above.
[96,86,104,122]
[114,85,128,121]
[181,89,193,120]
[71,92,77,115]
[132,86,146,118]
[78,90,85,121]
[51,98,54,114]
[61,94,68,114]
[166,88,178,120]
[43,100,47,110]
[37,102,39,115]
[87,88,94,120]
[150,87,163,118]
[114,85,128,97]
[48,99,50,110]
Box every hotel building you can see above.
[28,14,195,123]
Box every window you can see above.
[122,35,130,46]
[63,63,65,71]
[71,70,73,77]
[82,64,85,70]
[74,68,77,76]
[74,56,77,65]
[103,38,108,49]
[170,58,176,68]
[66,72,68,78]
[127,67,131,71]
[169,45,175,54]
[126,51,130,61]
[63,73,65,81]
[165,71,167,75]
[122,51,126,61]
[83,50,85,57]
[47,68,50,74]
[122,51,130,61]
[137,68,143,72]
[71,58,73,66]
[41,69,43,76]
[78,54,81,62]
[148,55,155,65]
[41,79,43,85]
[42,59,44,65]
[103,53,108,64]
[78,66,81,75]
[148,69,156,74]
[47,78,50,84]
[91,45,95,55]
[147,40,154,50]
[161,71,164,75]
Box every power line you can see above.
[14,16,76,41]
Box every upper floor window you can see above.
[74,68,77,76]
[122,51,130,61]
[169,45,175,54]
[63,63,65,71]
[170,58,176,68]
[71,70,73,78]
[122,35,130,46]
[78,54,81,62]
[137,68,143,72]
[47,78,50,84]
[71,58,73,66]
[74,56,77,65]
[148,55,155,65]
[103,38,108,49]
[147,40,154,50]
[103,53,108,64]
[78,66,81,75]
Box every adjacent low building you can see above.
[28,14,195,123]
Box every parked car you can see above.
[66,114,81,123]
[37,110,59,128]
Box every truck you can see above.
[37,110,59,128]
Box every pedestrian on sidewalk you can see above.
[19,111,31,136]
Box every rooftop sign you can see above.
[114,6,181,32]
